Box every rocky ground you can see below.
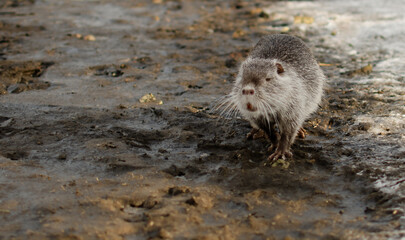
[0,0,403,239]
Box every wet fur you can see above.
[215,34,325,162]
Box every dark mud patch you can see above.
[0,36,13,60]
[89,64,125,78]
[0,60,53,94]
[0,0,35,8]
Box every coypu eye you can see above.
[265,77,271,81]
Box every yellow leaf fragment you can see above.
[139,93,163,105]
[294,15,314,24]
[232,29,246,39]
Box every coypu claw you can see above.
[246,128,266,140]
[246,128,258,140]
[266,149,293,164]
[267,144,276,153]
[253,129,266,139]
[297,127,307,139]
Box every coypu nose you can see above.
[242,89,255,95]
[246,102,256,112]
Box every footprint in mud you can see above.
[163,164,202,178]
[167,186,190,196]
[89,65,124,78]
[2,150,28,160]
[88,58,157,81]
[109,126,169,146]
[108,161,149,173]
[0,116,13,128]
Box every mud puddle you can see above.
[0,0,404,239]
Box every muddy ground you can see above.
[0,0,404,239]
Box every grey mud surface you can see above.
[0,0,404,239]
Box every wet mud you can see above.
[0,0,403,239]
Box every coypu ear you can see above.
[276,63,284,74]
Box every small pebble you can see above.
[84,35,96,41]
[159,229,173,239]
[73,33,82,39]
